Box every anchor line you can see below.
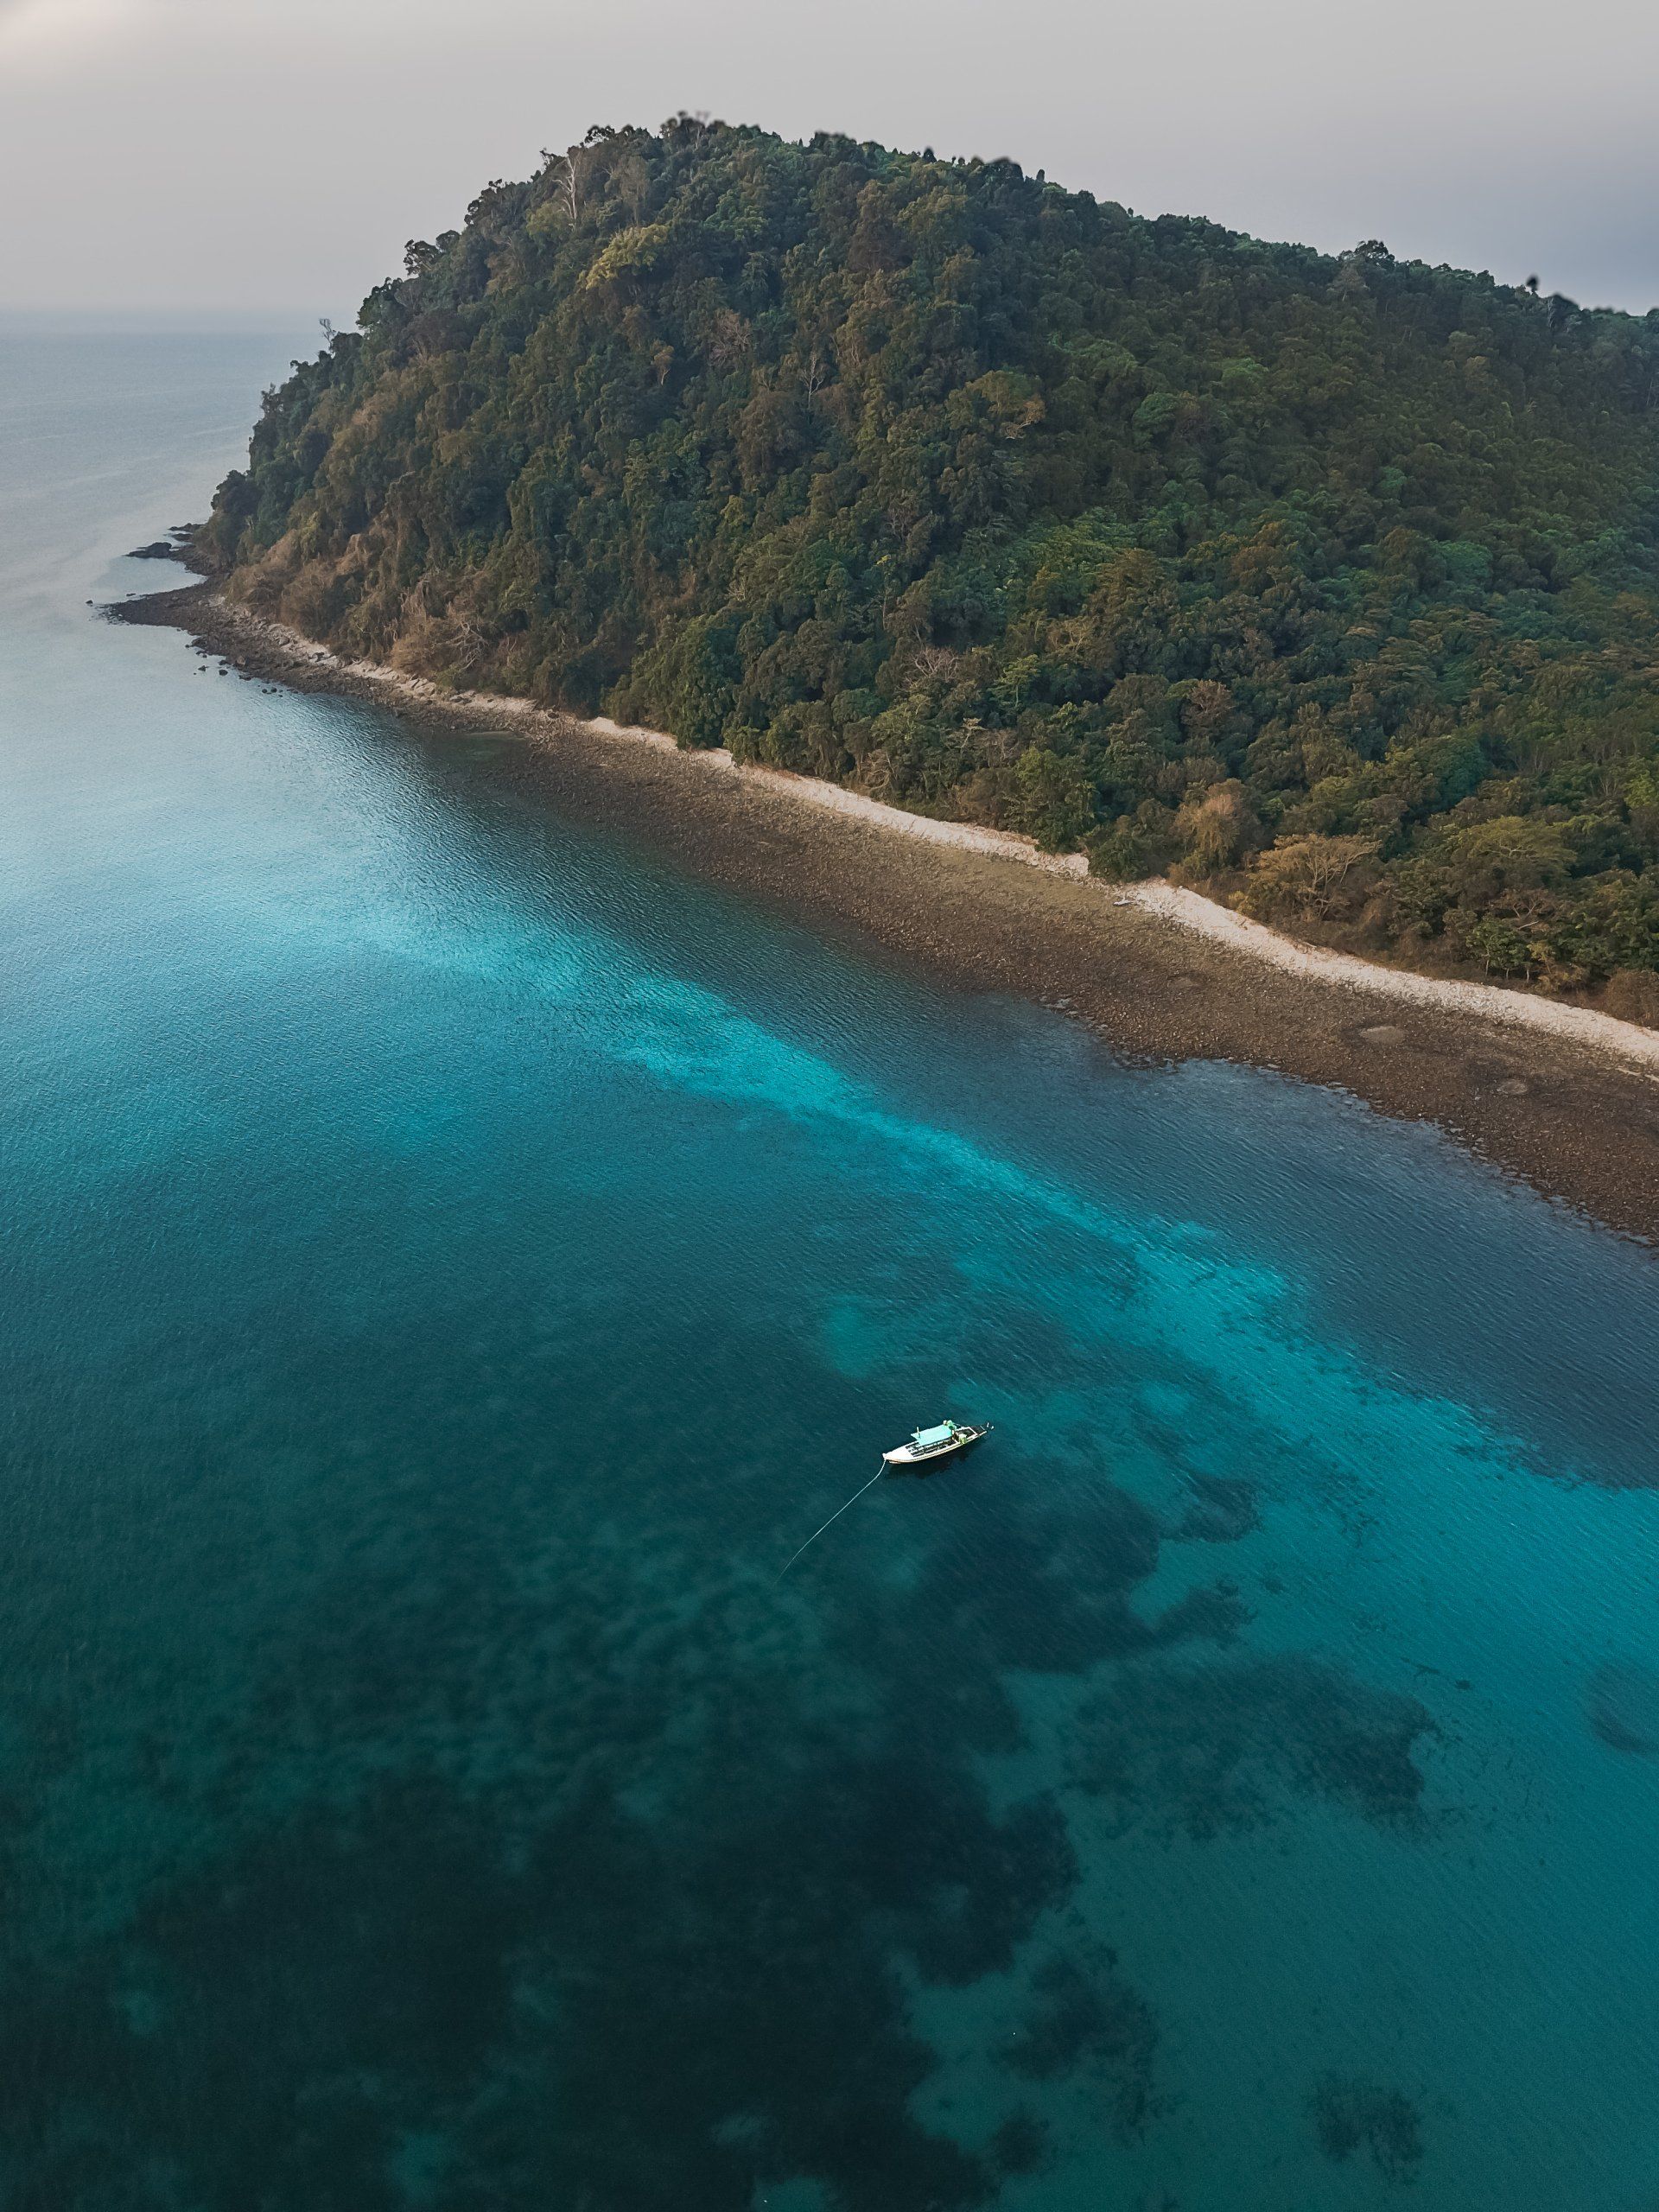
[774,1459,888,1582]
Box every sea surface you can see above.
[3,327,1658,2212]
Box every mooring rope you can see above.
[774,1459,888,1583]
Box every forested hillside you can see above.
[206,117,1659,1000]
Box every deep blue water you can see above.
[3,330,1658,2211]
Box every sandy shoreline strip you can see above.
[110,580,1659,1243]
[1122,885,1659,1070]
[232,603,1659,1077]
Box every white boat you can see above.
[881,1418,992,1469]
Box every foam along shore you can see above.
[233,601,1659,1078]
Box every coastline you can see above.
[112,579,1659,1244]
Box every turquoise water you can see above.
[3,330,1658,2210]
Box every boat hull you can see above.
[881,1425,991,1470]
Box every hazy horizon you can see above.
[0,0,1655,325]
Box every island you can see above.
[126,115,1659,1235]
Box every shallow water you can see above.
[2,328,1657,2210]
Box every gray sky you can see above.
[1,0,1655,320]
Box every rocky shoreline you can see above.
[110,575,1659,1245]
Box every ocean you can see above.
[2,326,1656,2210]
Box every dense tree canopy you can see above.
[206,117,1659,998]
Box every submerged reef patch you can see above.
[1308,2073,1427,2184]
[1148,1579,1251,1647]
[0,1320,1109,2211]
[1175,1474,1261,1543]
[985,2110,1050,2179]
[1000,1943,1161,2139]
[874,1486,1166,1682]
[1070,1653,1438,1839]
[1586,1662,1659,1755]
[0,1764,1028,2211]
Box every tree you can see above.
[1174,782,1261,876]
[1240,834,1378,923]
[1014,746,1096,851]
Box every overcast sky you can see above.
[1,0,1654,322]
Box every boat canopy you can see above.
[913,1421,957,1447]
